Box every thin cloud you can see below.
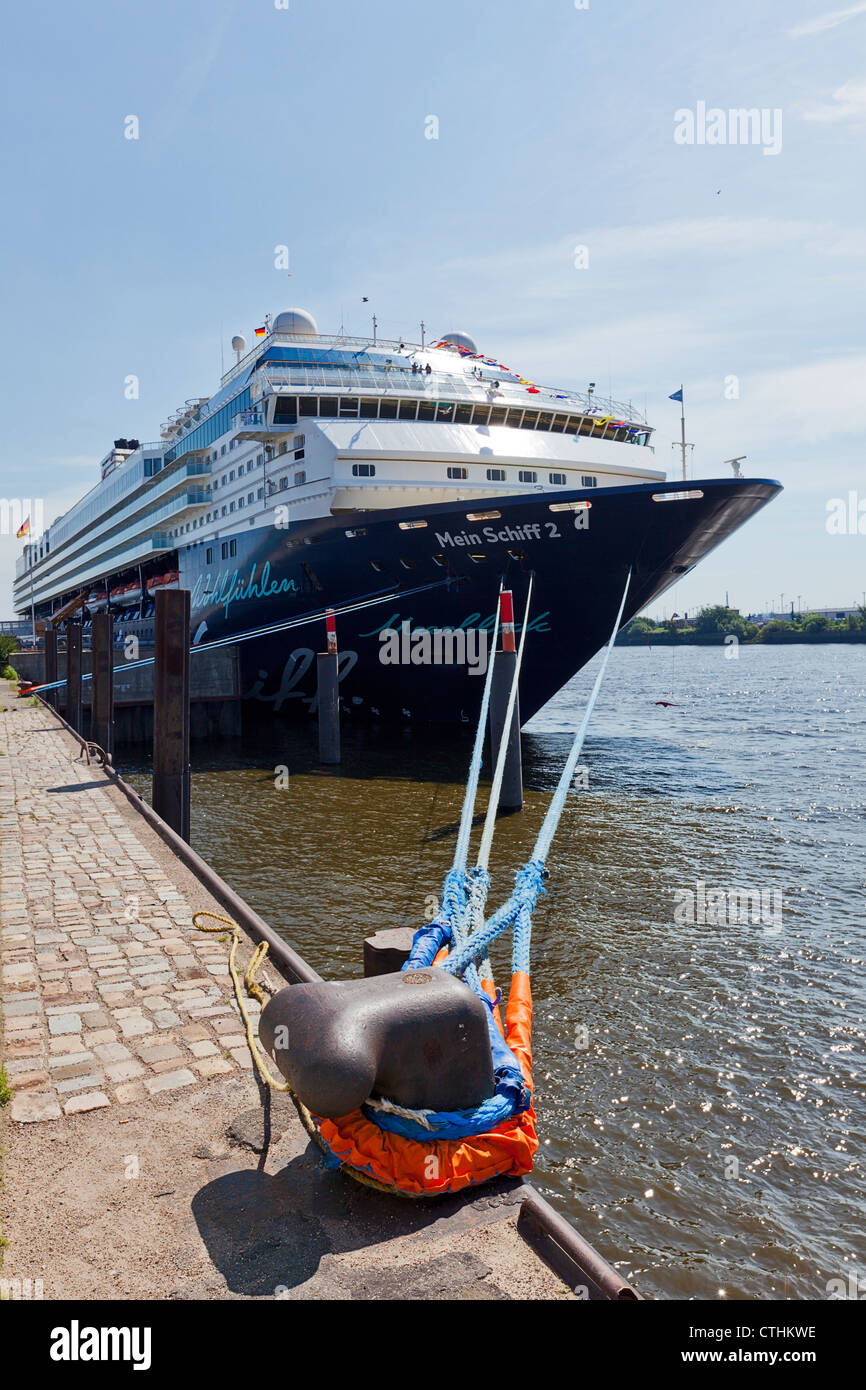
[803,78,866,122]
[790,3,866,37]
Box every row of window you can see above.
[205,540,238,564]
[350,463,597,487]
[212,454,263,489]
[273,394,648,445]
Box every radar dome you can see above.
[231,334,247,352]
[272,308,319,337]
[440,331,478,353]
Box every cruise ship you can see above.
[14,309,781,724]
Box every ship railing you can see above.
[252,366,642,425]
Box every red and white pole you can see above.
[499,590,516,653]
[325,607,338,656]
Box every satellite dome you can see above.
[231,334,247,352]
[440,331,478,353]
[272,308,319,337]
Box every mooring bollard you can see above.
[363,927,416,977]
[317,607,341,764]
[153,588,191,841]
[90,610,115,761]
[488,589,523,811]
[66,620,83,734]
[44,626,58,710]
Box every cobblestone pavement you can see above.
[0,699,260,1122]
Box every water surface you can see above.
[124,644,866,1300]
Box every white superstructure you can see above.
[14,312,663,618]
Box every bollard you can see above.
[44,627,58,710]
[153,588,191,841]
[66,620,83,734]
[488,590,523,811]
[363,927,416,977]
[90,611,114,760]
[317,607,341,764]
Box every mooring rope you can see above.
[441,567,633,980]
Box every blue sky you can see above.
[1,0,865,616]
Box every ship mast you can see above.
[670,385,693,481]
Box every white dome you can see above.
[271,308,319,337]
[440,331,478,353]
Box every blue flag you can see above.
[669,388,683,402]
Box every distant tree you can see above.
[756,619,792,642]
[693,604,750,638]
[625,616,658,636]
[0,634,19,665]
[801,612,830,632]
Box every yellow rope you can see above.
[192,910,291,1093]
[192,911,424,1197]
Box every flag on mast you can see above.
[16,516,30,539]
[669,388,683,403]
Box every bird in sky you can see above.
[361,296,369,302]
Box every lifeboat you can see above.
[145,570,180,593]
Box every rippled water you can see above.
[125,644,866,1300]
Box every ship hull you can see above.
[180,476,780,726]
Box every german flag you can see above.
[16,516,30,539]
[254,325,266,337]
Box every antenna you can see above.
[670,386,693,481]
[372,313,377,343]
[420,320,426,349]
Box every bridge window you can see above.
[581,475,598,488]
[521,411,539,429]
[294,470,306,485]
[359,399,378,418]
[519,470,538,484]
[447,466,468,480]
[352,463,376,477]
[549,472,567,486]
[398,400,418,420]
[486,468,506,482]
[378,399,398,418]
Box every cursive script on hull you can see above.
[190,561,298,618]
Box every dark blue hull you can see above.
[181,477,781,725]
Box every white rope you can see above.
[476,575,534,872]
[451,589,502,875]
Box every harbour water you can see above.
[124,643,866,1300]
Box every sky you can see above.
[1,0,864,618]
